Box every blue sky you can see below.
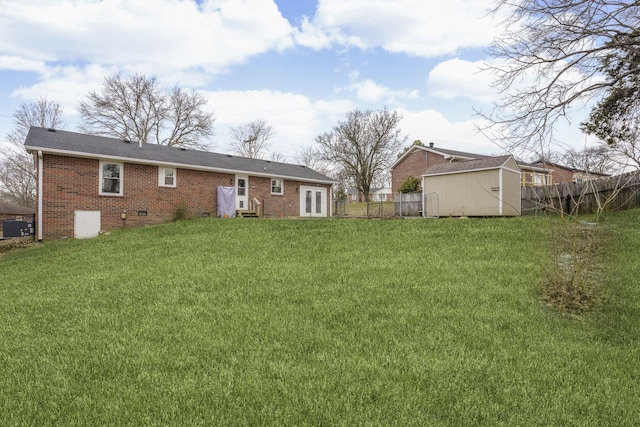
[0,0,594,162]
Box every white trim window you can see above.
[99,161,123,196]
[271,178,284,195]
[159,167,176,188]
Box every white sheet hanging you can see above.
[217,186,236,218]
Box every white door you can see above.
[235,175,248,210]
[300,186,327,217]
[74,210,101,239]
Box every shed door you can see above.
[74,210,101,239]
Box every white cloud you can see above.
[0,0,294,84]
[294,0,502,57]
[340,79,419,105]
[427,58,497,103]
[11,64,116,115]
[399,109,498,154]
[203,89,327,157]
[0,56,46,73]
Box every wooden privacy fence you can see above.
[521,171,640,215]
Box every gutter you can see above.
[23,145,337,186]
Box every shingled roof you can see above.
[423,155,516,176]
[391,143,493,170]
[24,127,335,184]
[0,201,36,215]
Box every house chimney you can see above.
[429,142,434,147]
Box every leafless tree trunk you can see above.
[228,119,275,159]
[296,145,332,176]
[79,73,215,149]
[0,145,37,208]
[163,87,215,149]
[1,98,65,208]
[7,98,65,145]
[562,145,618,175]
[316,108,406,202]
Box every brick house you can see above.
[530,161,609,184]
[24,127,335,240]
[391,142,553,195]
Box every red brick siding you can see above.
[391,149,453,197]
[38,154,331,239]
[531,162,573,184]
[247,176,330,217]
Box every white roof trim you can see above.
[423,164,520,178]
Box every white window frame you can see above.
[271,178,284,195]
[159,167,177,188]
[99,161,123,196]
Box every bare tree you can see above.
[79,73,215,149]
[164,87,216,149]
[563,145,617,175]
[583,111,640,170]
[228,119,275,159]
[270,152,285,162]
[316,108,406,202]
[7,97,65,145]
[479,1,640,155]
[296,145,332,176]
[0,145,37,208]
[1,98,65,207]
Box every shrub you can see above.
[399,176,420,193]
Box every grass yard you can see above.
[1,211,639,425]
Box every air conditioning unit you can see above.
[2,220,33,238]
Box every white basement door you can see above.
[74,210,101,239]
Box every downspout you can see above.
[37,150,43,241]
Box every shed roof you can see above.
[24,127,335,184]
[423,155,517,176]
[0,201,36,215]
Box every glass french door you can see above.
[300,186,327,217]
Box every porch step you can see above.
[237,210,259,218]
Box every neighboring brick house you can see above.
[530,161,609,184]
[391,142,553,196]
[391,143,492,195]
[24,127,335,240]
[0,202,36,238]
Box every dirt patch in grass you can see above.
[0,237,36,254]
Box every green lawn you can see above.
[1,212,639,425]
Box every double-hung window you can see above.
[271,178,284,195]
[99,161,123,196]
[159,168,176,188]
